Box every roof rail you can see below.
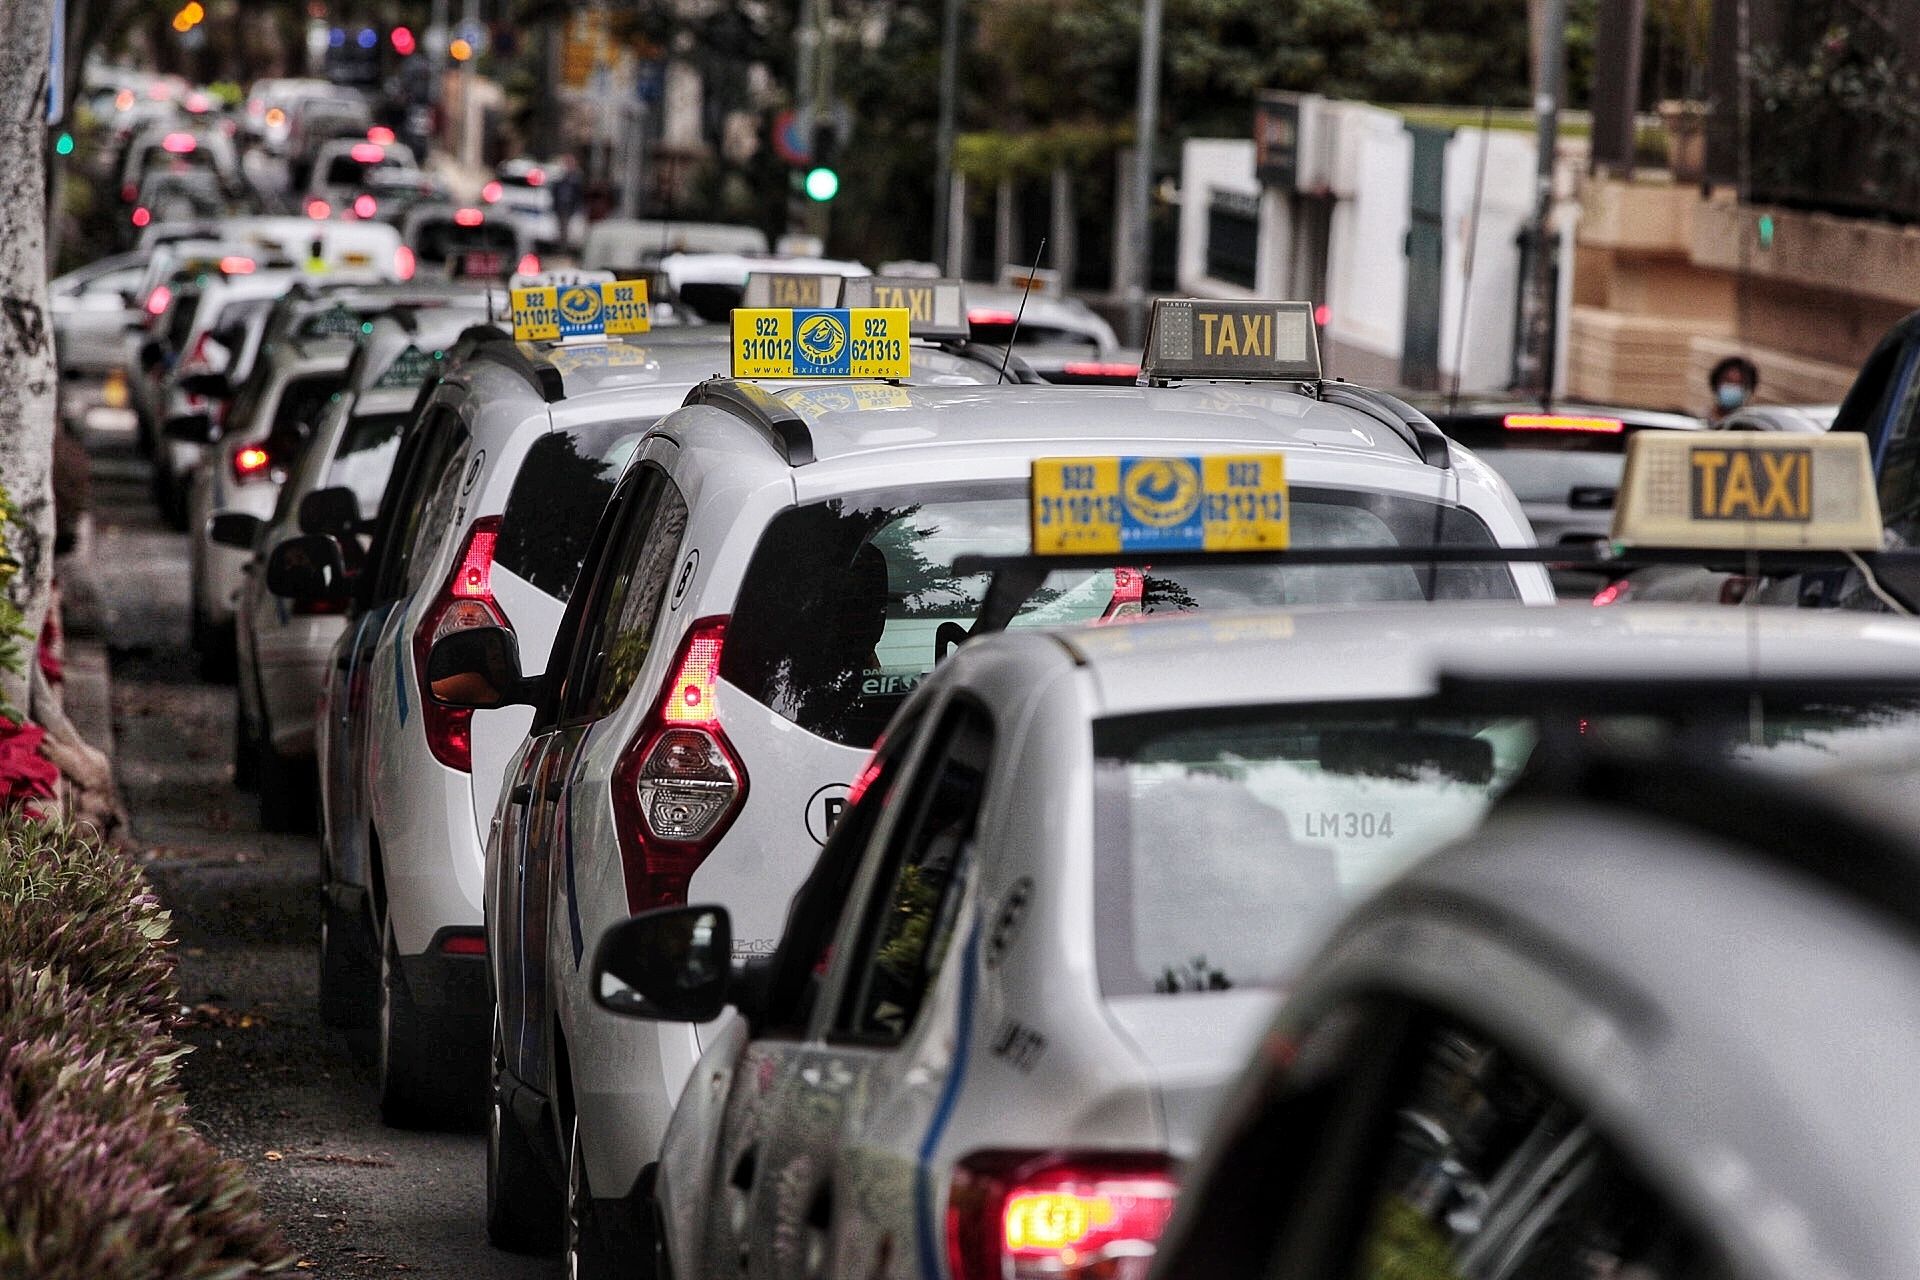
[683,378,816,466]
[936,339,1047,385]
[1321,382,1452,470]
[477,338,565,403]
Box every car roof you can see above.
[1047,601,1920,716]
[758,381,1427,466]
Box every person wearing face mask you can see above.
[1709,355,1759,424]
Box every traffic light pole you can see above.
[1123,0,1164,347]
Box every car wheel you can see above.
[565,1115,650,1279]
[377,929,475,1130]
[317,890,375,1029]
[256,738,316,833]
[232,686,259,791]
[486,1018,563,1253]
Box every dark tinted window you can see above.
[496,422,653,598]
[721,482,1518,749]
[966,321,1101,352]
[413,219,518,265]
[326,411,409,516]
[1349,1020,1729,1280]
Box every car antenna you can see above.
[998,237,1047,385]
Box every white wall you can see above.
[1322,103,1411,380]
[1177,138,1260,296]
[1437,128,1536,394]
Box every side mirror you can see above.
[208,511,264,550]
[176,370,231,399]
[162,412,218,444]
[424,625,536,709]
[299,485,364,538]
[591,905,733,1023]
[265,534,350,604]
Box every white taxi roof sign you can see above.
[837,276,969,342]
[508,268,615,291]
[1612,430,1883,551]
[373,343,438,389]
[731,308,910,379]
[1141,298,1321,384]
[510,279,650,343]
[742,272,846,310]
[1030,454,1290,556]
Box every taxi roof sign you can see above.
[508,268,614,291]
[1141,298,1321,384]
[996,264,1062,297]
[742,272,847,310]
[373,343,438,389]
[731,308,910,379]
[837,276,968,342]
[510,279,650,343]
[1612,429,1883,552]
[1030,454,1290,556]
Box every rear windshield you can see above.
[326,411,409,516]
[1434,414,1656,454]
[496,421,652,598]
[1092,698,1920,998]
[412,220,517,265]
[966,321,1101,353]
[264,373,347,455]
[721,482,1518,749]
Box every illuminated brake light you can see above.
[367,125,396,145]
[1061,361,1141,380]
[184,91,211,114]
[516,252,540,276]
[1504,412,1625,434]
[393,244,416,281]
[610,618,745,913]
[306,198,331,220]
[161,131,197,154]
[1591,579,1631,607]
[231,446,271,481]
[219,255,255,275]
[115,90,135,112]
[453,207,484,227]
[354,193,377,219]
[411,517,506,773]
[439,932,486,956]
[1313,302,1331,326]
[351,142,385,164]
[481,180,503,204]
[969,309,1018,326]
[131,206,152,228]
[145,284,171,316]
[121,182,138,203]
[526,167,546,187]
[948,1153,1178,1280]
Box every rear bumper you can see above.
[398,926,491,1022]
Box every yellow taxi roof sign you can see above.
[1612,429,1884,551]
[742,272,846,309]
[731,308,910,379]
[1030,454,1289,556]
[510,279,650,343]
[1141,299,1322,384]
[838,276,968,342]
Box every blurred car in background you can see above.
[1718,403,1837,432]
[580,218,770,278]
[484,158,562,249]
[965,271,1135,383]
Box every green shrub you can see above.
[0,816,176,1023]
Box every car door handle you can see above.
[1568,485,1616,511]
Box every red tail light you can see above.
[948,1152,1178,1280]
[1099,567,1145,623]
[610,618,746,913]
[353,193,377,219]
[481,180,503,204]
[410,517,506,772]
[350,142,385,164]
[131,206,152,228]
[1503,412,1624,434]
[516,252,540,276]
[1061,361,1141,381]
[231,445,271,483]
[439,931,486,956]
[161,131,197,154]
[219,255,256,275]
[393,244,416,281]
[1591,579,1631,607]
[306,198,331,220]
[968,309,1018,326]
[121,183,138,202]
[145,285,171,316]
[453,207,484,227]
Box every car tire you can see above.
[232,686,259,792]
[317,891,375,1029]
[565,1115,651,1280]
[256,738,316,833]
[486,1019,563,1253]
[377,930,475,1130]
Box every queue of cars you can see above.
[73,124,1920,1278]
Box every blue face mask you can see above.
[1716,383,1748,411]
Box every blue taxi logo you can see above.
[1122,459,1201,528]
[556,284,605,335]
[796,311,849,374]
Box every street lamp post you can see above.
[1124,0,1164,347]
[1515,0,1568,398]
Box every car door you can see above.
[1159,1003,1735,1280]
[740,701,994,1280]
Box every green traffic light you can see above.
[1757,213,1775,249]
[804,166,840,202]
[54,132,74,157]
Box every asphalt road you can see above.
[89,428,551,1279]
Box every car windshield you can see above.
[327,411,409,516]
[721,481,1519,750]
[1091,697,1920,997]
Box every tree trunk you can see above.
[0,0,58,719]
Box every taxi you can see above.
[1152,700,1920,1280]
[420,299,1546,1274]
[586,426,1920,1280]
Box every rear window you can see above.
[412,219,517,265]
[966,321,1101,353]
[496,421,652,598]
[1434,413,1640,454]
[721,482,1518,749]
[326,411,409,516]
